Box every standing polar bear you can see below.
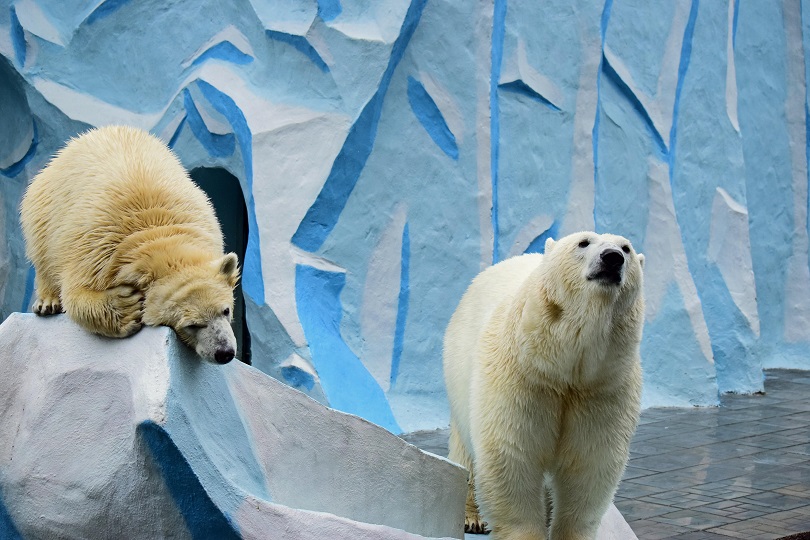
[444,231,645,540]
[20,125,240,364]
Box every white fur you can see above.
[187,316,237,361]
[444,231,645,540]
[20,126,240,363]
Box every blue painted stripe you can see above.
[21,265,35,312]
[592,0,614,230]
[191,42,254,68]
[196,80,265,305]
[167,115,188,149]
[0,119,38,178]
[291,91,385,252]
[491,0,507,264]
[390,222,410,385]
[407,76,459,160]
[498,80,561,111]
[9,6,25,68]
[291,0,428,253]
[0,492,22,540]
[669,0,700,185]
[183,89,236,158]
[800,2,810,265]
[318,0,342,22]
[281,365,316,391]
[86,0,131,25]
[600,0,614,39]
[523,220,559,254]
[165,357,271,507]
[295,264,401,433]
[601,53,667,158]
[266,30,329,73]
[137,420,240,540]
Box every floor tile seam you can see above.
[631,496,691,505]
[697,531,748,539]
[622,463,755,481]
[723,427,804,440]
[673,494,782,510]
[719,437,801,450]
[628,451,776,471]
[759,418,810,427]
[703,521,791,533]
[660,413,808,426]
[651,512,739,525]
[729,500,810,512]
[647,518,738,533]
[627,448,755,463]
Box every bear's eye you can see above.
[223,307,230,317]
[622,245,631,254]
[578,239,590,248]
[185,324,206,332]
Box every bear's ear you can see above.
[544,238,556,253]
[217,253,240,287]
[637,253,645,268]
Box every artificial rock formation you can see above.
[0,314,466,539]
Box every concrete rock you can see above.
[0,313,466,539]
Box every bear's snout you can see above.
[587,246,626,286]
[600,248,624,269]
[215,348,235,364]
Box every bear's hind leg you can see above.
[62,284,144,338]
[449,423,488,534]
[32,273,62,315]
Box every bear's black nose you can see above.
[215,348,235,364]
[601,248,625,269]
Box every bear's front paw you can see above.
[109,285,144,337]
[33,295,63,316]
[465,515,490,535]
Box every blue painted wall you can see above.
[2,0,809,432]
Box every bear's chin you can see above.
[586,270,623,287]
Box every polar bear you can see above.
[443,231,645,540]
[20,125,239,364]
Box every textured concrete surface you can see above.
[0,313,466,539]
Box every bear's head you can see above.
[542,231,644,309]
[142,253,240,364]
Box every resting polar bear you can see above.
[20,126,239,364]
[444,232,644,540]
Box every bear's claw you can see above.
[464,518,490,535]
[33,296,62,316]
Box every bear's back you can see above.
[21,126,224,287]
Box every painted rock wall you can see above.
[0,313,466,539]
[1,0,809,432]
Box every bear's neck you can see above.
[512,283,641,388]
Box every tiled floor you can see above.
[401,369,810,540]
